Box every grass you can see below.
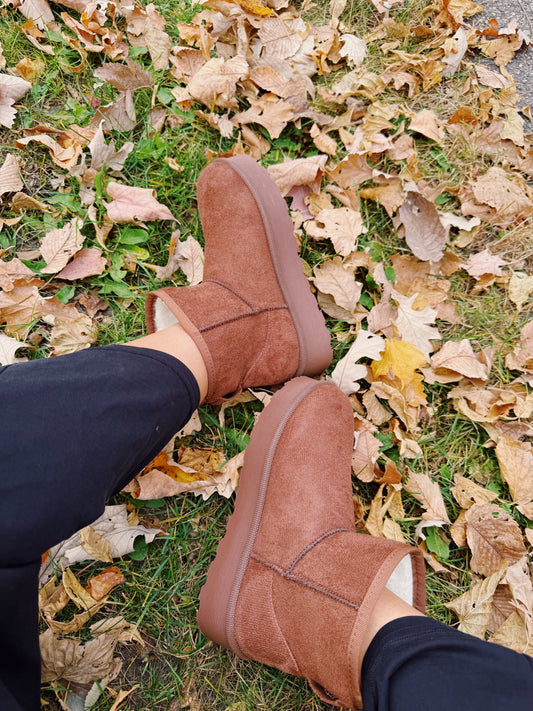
[1,0,532,707]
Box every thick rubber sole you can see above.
[197,377,328,656]
[207,155,332,378]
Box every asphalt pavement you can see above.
[472,0,533,132]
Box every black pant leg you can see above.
[0,345,200,710]
[361,616,533,711]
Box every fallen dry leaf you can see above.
[40,628,122,684]
[404,470,451,534]
[446,563,508,638]
[94,59,154,91]
[508,273,533,312]
[408,109,445,142]
[0,153,23,197]
[40,218,85,274]
[40,504,164,582]
[450,474,497,510]
[399,191,449,262]
[465,503,526,577]
[352,415,380,482]
[153,232,203,284]
[305,207,367,256]
[0,73,32,128]
[0,331,27,365]
[425,339,490,384]
[57,247,107,281]
[392,291,440,357]
[312,257,363,324]
[86,567,125,601]
[105,182,176,223]
[187,55,248,110]
[495,436,533,519]
[505,321,533,374]
[330,329,385,395]
[80,525,113,563]
[49,315,98,356]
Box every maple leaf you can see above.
[330,329,385,395]
[187,55,248,110]
[392,291,440,357]
[372,338,427,386]
[445,564,508,638]
[339,34,366,67]
[40,628,122,684]
[306,207,367,256]
[89,122,134,172]
[267,155,327,196]
[465,503,526,577]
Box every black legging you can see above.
[1,346,532,710]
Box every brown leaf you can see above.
[306,207,366,256]
[80,525,113,563]
[392,291,440,357]
[40,628,122,684]
[352,414,380,482]
[94,59,153,91]
[153,233,203,284]
[86,566,125,601]
[187,56,248,110]
[399,191,449,262]
[450,474,497,509]
[0,332,27,365]
[445,564,508,638]
[105,182,176,223]
[404,470,451,533]
[464,249,506,278]
[469,167,533,223]
[495,436,533,519]
[0,154,23,197]
[40,218,85,274]
[508,273,533,312]
[426,339,491,384]
[57,247,107,280]
[267,155,326,196]
[0,73,32,128]
[312,257,363,324]
[17,0,54,29]
[506,321,533,374]
[465,503,526,577]
[408,109,446,142]
[49,315,98,356]
[491,611,533,655]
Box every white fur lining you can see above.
[154,298,179,331]
[385,554,413,606]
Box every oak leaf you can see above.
[465,504,526,577]
[330,329,385,395]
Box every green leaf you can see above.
[99,281,133,298]
[384,266,396,283]
[157,87,175,106]
[359,292,374,309]
[55,285,76,304]
[119,227,150,245]
[426,526,450,560]
[128,536,149,561]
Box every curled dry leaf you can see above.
[404,470,451,534]
[105,182,176,223]
[408,109,445,142]
[450,474,497,510]
[465,503,526,577]
[312,257,362,324]
[505,321,533,374]
[40,504,165,583]
[80,525,113,563]
[399,191,449,262]
[495,435,533,520]
[40,628,122,684]
[0,154,23,197]
[267,155,326,197]
[154,233,204,284]
[425,339,490,384]
[330,329,385,395]
[86,566,125,601]
[0,73,32,128]
[445,563,508,638]
[352,415,380,482]
[0,332,27,365]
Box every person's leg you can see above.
[361,613,533,711]
[0,325,206,711]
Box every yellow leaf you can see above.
[371,339,427,385]
[232,0,272,15]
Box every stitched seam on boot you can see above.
[241,307,273,387]
[203,279,257,310]
[199,305,288,334]
[251,554,360,610]
[267,564,302,675]
[286,528,350,574]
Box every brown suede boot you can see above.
[197,378,426,709]
[145,156,332,404]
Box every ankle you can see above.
[124,324,209,401]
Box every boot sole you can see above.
[197,377,328,656]
[211,155,332,377]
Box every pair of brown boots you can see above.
[146,157,426,709]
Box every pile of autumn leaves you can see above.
[0,0,533,697]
